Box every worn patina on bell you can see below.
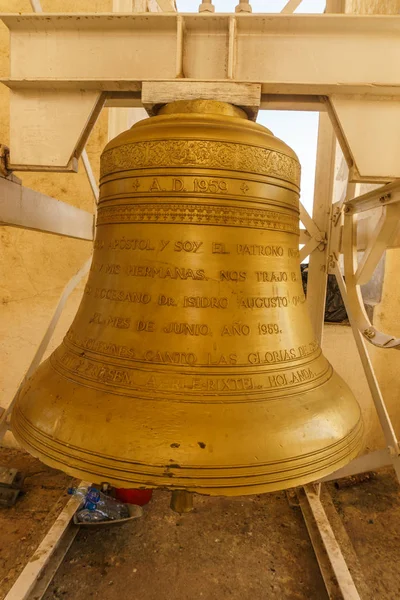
[12,100,363,495]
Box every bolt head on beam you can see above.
[199,1,215,12]
[235,2,252,12]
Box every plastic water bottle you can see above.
[68,486,130,522]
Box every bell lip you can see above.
[11,423,364,497]
[11,404,364,497]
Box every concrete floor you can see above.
[2,448,400,600]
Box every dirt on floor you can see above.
[2,446,400,600]
[42,489,328,600]
[0,448,73,598]
[328,469,400,600]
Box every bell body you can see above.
[12,100,363,495]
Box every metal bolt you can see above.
[363,328,376,339]
[198,0,215,12]
[235,0,252,12]
[379,193,391,203]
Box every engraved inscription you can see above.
[90,262,121,275]
[163,323,210,336]
[207,353,238,365]
[108,238,155,251]
[67,334,137,359]
[149,178,165,192]
[160,240,170,251]
[269,368,315,388]
[104,263,121,275]
[220,271,246,282]
[89,312,131,329]
[257,323,281,335]
[183,296,228,309]
[142,350,198,366]
[248,342,319,365]
[54,347,329,396]
[174,241,203,253]
[255,271,287,283]
[58,352,134,386]
[94,288,151,304]
[137,320,155,332]
[158,295,177,306]
[237,244,284,256]
[288,248,300,258]
[193,178,227,194]
[126,266,207,280]
[212,242,230,254]
[101,175,299,208]
[66,332,197,366]
[66,331,320,369]
[292,294,306,306]
[172,178,186,192]
[221,323,250,336]
[239,296,288,309]
[188,377,256,392]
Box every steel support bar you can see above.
[81,149,99,205]
[2,14,400,91]
[355,205,400,285]
[0,175,94,240]
[320,448,391,482]
[281,0,303,14]
[2,13,400,175]
[334,265,400,482]
[345,181,400,214]
[297,485,361,600]
[306,114,336,342]
[343,206,400,349]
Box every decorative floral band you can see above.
[101,139,301,187]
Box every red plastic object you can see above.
[115,488,153,506]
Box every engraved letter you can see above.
[149,178,162,192]
[159,240,170,252]
[172,178,186,192]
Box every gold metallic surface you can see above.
[11,100,363,495]
[170,490,194,513]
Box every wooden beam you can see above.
[0,176,94,240]
[142,81,261,120]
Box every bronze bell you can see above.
[11,100,363,495]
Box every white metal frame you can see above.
[1,1,400,598]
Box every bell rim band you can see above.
[12,404,363,495]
